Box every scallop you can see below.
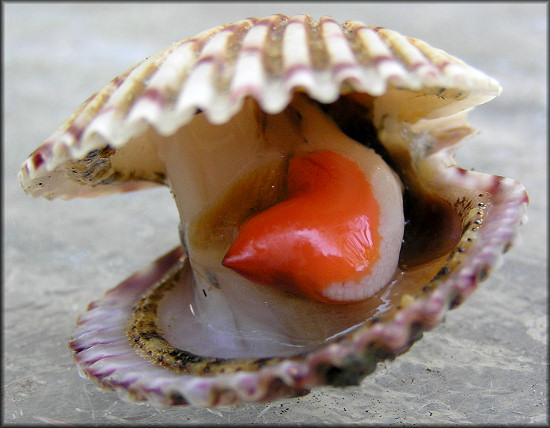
[18,15,528,407]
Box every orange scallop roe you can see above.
[222,150,381,303]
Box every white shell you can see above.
[18,14,500,200]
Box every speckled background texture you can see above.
[4,2,547,425]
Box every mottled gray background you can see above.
[4,2,547,425]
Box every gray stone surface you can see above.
[4,3,546,425]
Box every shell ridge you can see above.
[128,41,200,133]
[228,23,271,110]
[316,16,364,102]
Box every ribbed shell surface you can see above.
[19,14,501,199]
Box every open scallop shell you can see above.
[19,15,527,407]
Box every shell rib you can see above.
[18,14,500,200]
